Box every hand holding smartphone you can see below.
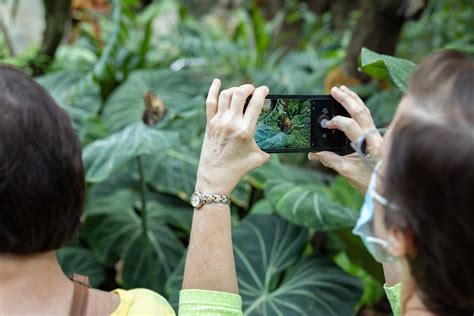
[246,95,351,153]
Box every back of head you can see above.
[384,51,474,315]
[0,65,84,255]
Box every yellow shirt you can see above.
[110,288,242,316]
[111,289,174,316]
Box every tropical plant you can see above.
[2,0,461,314]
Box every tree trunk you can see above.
[31,0,72,76]
[343,0,405,80]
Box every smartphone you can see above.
[250,95,351,153]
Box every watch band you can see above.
[202,194,231,205]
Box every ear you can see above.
[387,228,413,258]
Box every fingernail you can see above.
[213,78,219,83]
[263,86,269,93]
[308,153,319,160]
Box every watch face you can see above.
[191,193,200,208]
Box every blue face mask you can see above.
[353,162,398,263]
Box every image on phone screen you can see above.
[255,98,311,150]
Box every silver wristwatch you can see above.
[190,191,231,209]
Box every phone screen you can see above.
[252,95,350,153]
[255,98,311,151]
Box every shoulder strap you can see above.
[69,274,90,316]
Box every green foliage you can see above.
[266,180,358,230]
[4,0,468,313]
[360,48,416,93]
[166,214,363,315]
[57,246,106,288]
[82,122,179,183]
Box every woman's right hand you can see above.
[308,85,383,194]
[196,79,271,195]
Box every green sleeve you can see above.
[178,289,243,316]
[384,282,402,316]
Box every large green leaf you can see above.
[235,215,362,315]
[82,189,184,293]
[145,146,199,200]
[82,122,179,183]
[359,47,416,93]
[37,71,102,141]
[266,180,358,230]
[57,246,106,288]
[248,156,328,190]
[101,69,204,132]
[166,214,363,315]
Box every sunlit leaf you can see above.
[360,48,416,93]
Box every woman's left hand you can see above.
[196,79,271,195]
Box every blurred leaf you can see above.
[83,122,179,183]
[266,180,358,230]
[365,89,402,127]
[249,199,274,215]
[329,176,364,211]
[249,156,328,190]
[83,189,184,293]
[102,69,202,132]
[57,246,106,288]
[360,48,416,93]
[167,214,363,315]
[145,146,199,201]
[147,195,193,232]
[333,228,385,283]
[37,71,102,141]
[333,252,384,308]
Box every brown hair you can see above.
[0,65,85,254]
[384,50,474,315]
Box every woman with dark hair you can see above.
[0,64,269,315]
[309,50,474,315]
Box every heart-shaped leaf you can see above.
[360,47,416,93]
[83,189,184,293]
[57,246,106,288]
[37,71,102,141]
[166,214,363,315]
[266,180,358,230]
[145,146,199,200]
[83,122,179,183]
[101,69,204,132]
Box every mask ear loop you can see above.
[350,128,387,172]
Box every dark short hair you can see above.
[0,65,84,254]
[384,50,474,315]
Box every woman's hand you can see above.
[308,85,383,194]
[196,79,271,195]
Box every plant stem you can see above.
[137,155,148,234]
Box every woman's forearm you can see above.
[182,203,238,293]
